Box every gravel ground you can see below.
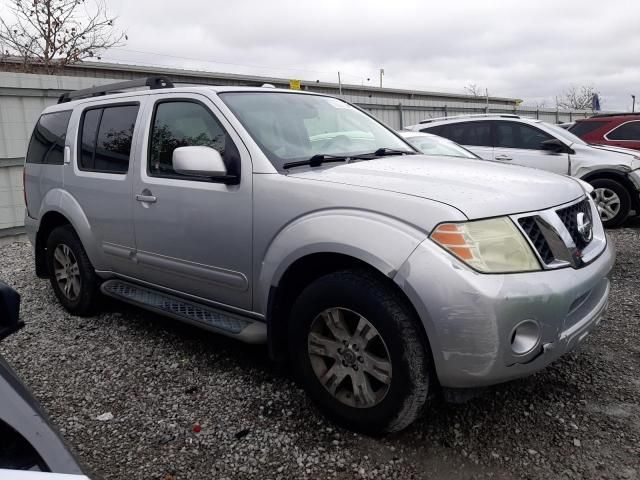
[1,227,639,480]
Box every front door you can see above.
[492,120,569,175]
[132,93,252,310]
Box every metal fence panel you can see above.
[0,71,613,236]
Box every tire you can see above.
[289,269,431,434]
[45,225,100,316]
[590,178,631,228]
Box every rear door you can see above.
[64,100,142,277]
[492,120,569,174]
[131,93,253,310]
[427,121,494,160]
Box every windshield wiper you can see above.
[282,148,416,170]
[350,147,417,159]
[283,154,351,169]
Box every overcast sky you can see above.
[13,0,640,110]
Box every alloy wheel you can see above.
[307,307,392,408]
[53,244,81,301]
[593,187,621,221]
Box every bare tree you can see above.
[464,83,483,97]
[0,0,126,73]
[557,85,600,110]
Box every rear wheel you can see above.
[590,178,631,228]
[46,225,100,316]
[289,270,431,433]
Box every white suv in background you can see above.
[407,114,640,227]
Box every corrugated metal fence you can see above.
[0,71,600,238]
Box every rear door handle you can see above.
[136,194,157,203]
[495,155,512,161]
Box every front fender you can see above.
[256,208,430,314]
[36,188,104,269]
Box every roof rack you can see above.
[58,76,174,104]
[588,112,640,119]
[419,113,520,124]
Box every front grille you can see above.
[518,216,554,264]
[556,199,592,249]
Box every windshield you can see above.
[403,134,478,159]
[219,92,413,169]
[543,122,587,146]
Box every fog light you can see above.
[510,320,541,355]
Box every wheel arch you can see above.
[34,189,100,277]
[265,252,433,369]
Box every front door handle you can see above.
[136,194,157,203]
[495,154,512,161]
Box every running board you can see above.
[100,280,266,344]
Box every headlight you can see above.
[430,217,541,273]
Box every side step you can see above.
[101,280,266,344]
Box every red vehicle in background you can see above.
[569,113,640,151]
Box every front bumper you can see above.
[394,236,615,388]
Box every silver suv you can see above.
[24,77,614,433]
[407,114,640,227]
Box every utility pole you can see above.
[337,72,342,95]
[633,95,636,113]
[380,68,384,88]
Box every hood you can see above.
[288,155,584,219]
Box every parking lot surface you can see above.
[1,227,639,480]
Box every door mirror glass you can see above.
[540,138,567,153]
[172,146,228,178]
[0,282,23,342]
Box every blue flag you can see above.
[592,93,601,111]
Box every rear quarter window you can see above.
[607,121,640,141]
[26,111,72,165]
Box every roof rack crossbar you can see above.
[419,113,520,124]
[58,76,174,104]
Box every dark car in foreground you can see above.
[0,281,88,479]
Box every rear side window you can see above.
[438,121,492,147]
[569,120,608,137]
[78,104,139,173]
[26,111,72,165]
[607,121,640,141]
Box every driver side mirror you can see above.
[0,282,23,342]
[172,146,228,178]
[541,138,569,154]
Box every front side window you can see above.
[607,121,640,141]
[495,122,552,150]
[26,111,72,165]
[219,92,412,170]
[78,104,139,173]
[148,101,240,179]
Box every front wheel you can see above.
[289,270,431,434]
[590,178,631,228]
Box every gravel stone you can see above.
[1,223,639,479]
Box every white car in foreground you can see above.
[407,114,640,227]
